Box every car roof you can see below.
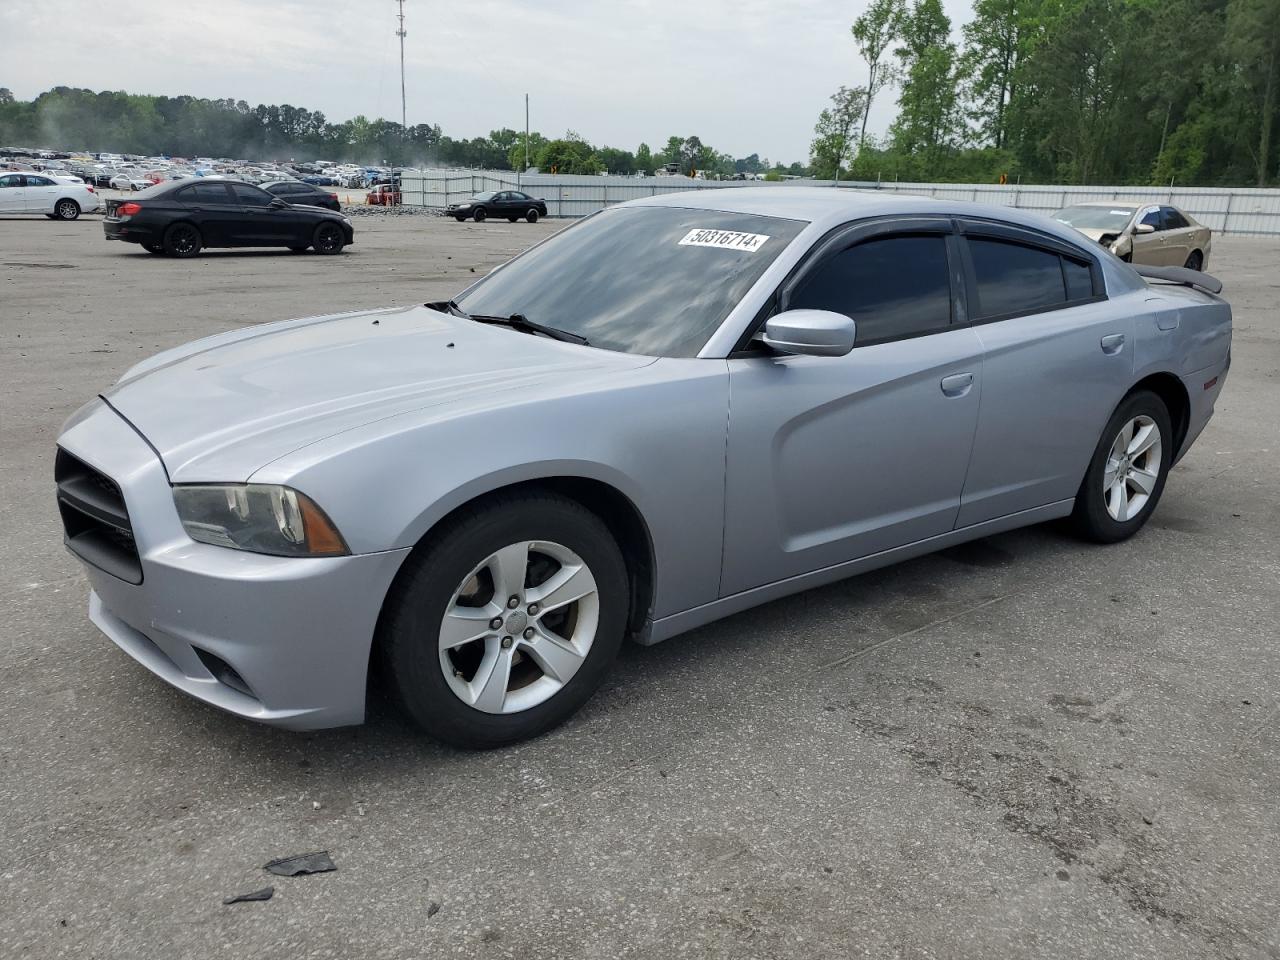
[623,186,1103,249]
[1067,201,1141,210]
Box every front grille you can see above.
[55,448,142,584]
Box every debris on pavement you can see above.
[427,901,441,918]
[223,886,275,905]
[264,851,337,877]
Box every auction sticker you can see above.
[678,228,770,251]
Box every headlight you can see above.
[173,484,348,557]
[458,203,472,209]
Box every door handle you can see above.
[940,372,974,397]
[1101,334,1126,355]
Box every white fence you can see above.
[399,169,1280,236]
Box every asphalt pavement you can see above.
[2,212,1278,959]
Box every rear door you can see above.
[1159,206,1193,267]
[722,219,984,594]
[955,220,1134,526]
[179,182,240,245]
[22,174,59,213]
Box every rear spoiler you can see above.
[1133,264,1223,295]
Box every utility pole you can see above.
[524,94,530,180]
[396,0,407,138]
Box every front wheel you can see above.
[1071,390,1172,543]
[472,207,487,222]
[378,493,629,748]
[55,199,80,221]
[313,222,345,255]
[454,215,465,222]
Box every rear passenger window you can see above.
[969,238,1066,318]
[788,235,952,344]
[185,182,231,204]
[1162,207,1189,229]
[1063,257,1094,301]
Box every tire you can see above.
[508,216,518,222]
[55,199,80,221]
[313,222,345,255]
[143,243,165,255]
[162,222,202,258]
[526,208,540,223]
[378,492,630,748]
[1184,250,1203,271]
[454,215,465,222]
[1070,389,1173,543]
[473,207,487,222]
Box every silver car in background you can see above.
[55,189,1232,747]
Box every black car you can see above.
[102,180,354,258]
[261,179,342,211]
[447,190,548,223]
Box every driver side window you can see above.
[787,234,953,345]
[1139,208,1162,230]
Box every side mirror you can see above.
[1135,222,1155,235]
[760,309,856,358]
[269,197,288,209]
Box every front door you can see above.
[0,173,24,212]
[721,226,982,595]
[1131,206,1175,265]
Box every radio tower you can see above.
[396,0,407,135]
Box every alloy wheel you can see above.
[438,540,599,715]
[316,224,341,253]
[1103,415,1162,522]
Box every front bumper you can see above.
[58,400,410,729]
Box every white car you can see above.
[109,173,152,192]
[0,172,100,219]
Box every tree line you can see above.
[811,0,1280,186]
[0,87,803,178]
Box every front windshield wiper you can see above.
[425,299,588,346]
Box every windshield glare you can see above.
[456,206,806,357]
[1053,205,1135,231]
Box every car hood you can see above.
[1070,227,1118,242]
[103,304,655,482]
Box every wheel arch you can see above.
[377,474,657,644]
[1128,371,1191,454]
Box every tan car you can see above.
[1052,202,1212,271]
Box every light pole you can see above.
[396,0,407,139]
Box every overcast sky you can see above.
[1,0,975,163]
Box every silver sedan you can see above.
[55,189,1232,746]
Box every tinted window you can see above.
[457,206,806,357]
[1063,257,1094,301]
[184,182,231,204]
[231,182,272,206]
[1162,207,1189,229]
[969,238,1066,318]
[27,175,54,186]
[1139,208,1161,230]
[0,174,20,188]
[789,235,952,344]
[511,191,530,201]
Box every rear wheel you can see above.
[1071,390,1172,543]
[163,222,202,258]
[379,493,629,748]
[525,208,540,223]
[473,207,487,222]
[55,199,80,221]
[1184,250,1204,271]
[313,222,345,255]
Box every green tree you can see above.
[961,0,1034,149]
[635,142,653,173]
[852,0,905,148]
[891,0,960,160]
[535,132,603,174]
[810,86,869,179]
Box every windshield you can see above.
[1053,205,1135,231]
[473,191,496,201]
[456,205,806,357]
